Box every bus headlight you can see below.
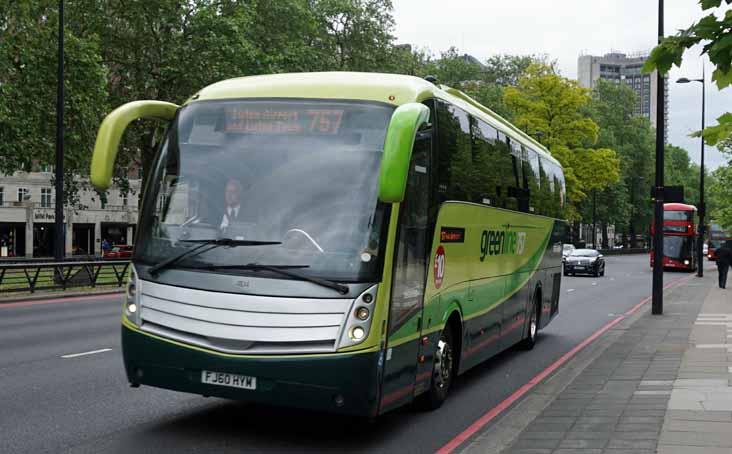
[351,326,366,340]
[337,284,377,349]
[125,266,141,326]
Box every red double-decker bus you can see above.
[650,203,698,272]
[708,224,732,261]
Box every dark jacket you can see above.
[717,246,732,267]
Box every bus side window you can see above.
[536,157,553,216]
[435,101,471,203]
[470,119,502,207]
[525,149,541,214]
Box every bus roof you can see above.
[664,203,697,211]
[190,72,560,167]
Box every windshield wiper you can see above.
[149,238,281,276]
[201,263,349,295]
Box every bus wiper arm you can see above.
[149,238,281,276]
[202,263,350,295]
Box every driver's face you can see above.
[225,181,241,207]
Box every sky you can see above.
[392,0,731,170]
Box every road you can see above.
[0,255,706,454]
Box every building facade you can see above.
[577,52,668,131]
[0,171,140,258]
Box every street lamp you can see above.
[676,66,705,278]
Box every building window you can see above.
[121,192,128,207]
[0,187,3,205]
[17,188,29,202]
[41,188,52,208]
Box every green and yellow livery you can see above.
[91,72,567,416]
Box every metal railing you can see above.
[0,259,130,294]
[598,248,650,255]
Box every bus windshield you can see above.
[663,235,692,260]
[664,210,693,221]
[136,99,394,282]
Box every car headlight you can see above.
[337,284,377,349]
[124,266,141,326]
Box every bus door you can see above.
[379,131,432,413]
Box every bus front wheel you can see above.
[418,327,455,410]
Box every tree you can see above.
[644,0,732,145]
[708,136,732,228]
[504,64,620,220]
[316,0,397,71]
[415,50,550,120]
[665,144,701,205]
[482,54,556,87]
[0,0,108,206]
[587,80,655,247]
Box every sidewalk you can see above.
[0,287,122,304]
[462,271,731,454]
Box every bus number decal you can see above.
[434,246,446,289]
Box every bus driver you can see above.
[220,178,243,233]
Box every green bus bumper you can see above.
[122,325,384,417]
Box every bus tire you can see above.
[417,326,455,410]
[518,294,540,350]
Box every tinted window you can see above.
[471,119,502,206]
[524,149,541,213]
[497,132,519,210]
[436,102,472,202]
[543,160,564,218]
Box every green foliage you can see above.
[644,1,732,145]
[586,79,655,246]
[416,50,551,120]
[665,144,702,205]
[695,112,732,145]
[504,64,620,219]
[0,0,108,206]
[708,136,732,228]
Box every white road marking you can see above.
[567,289,575,293]
[592,282,598,286]
[61,348,112,359]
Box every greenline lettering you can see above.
[480,230,526,261]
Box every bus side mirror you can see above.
[91,100,179,191]
[378,103,430,203]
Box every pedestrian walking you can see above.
[716,240,732,289]
[101,238,111,257]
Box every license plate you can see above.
[575,266,585,269]
[201,370,257,390]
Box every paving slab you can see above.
[462,274,732,454]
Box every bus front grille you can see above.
[138,280,351,354]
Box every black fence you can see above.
[598,248,650,256]
[0,259,131,294]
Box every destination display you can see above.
[224,107,345,135]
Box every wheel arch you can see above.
[440,301,463,376]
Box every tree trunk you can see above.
[602,223,609,249]
[629,223,637,249]
[571,221,580,245]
